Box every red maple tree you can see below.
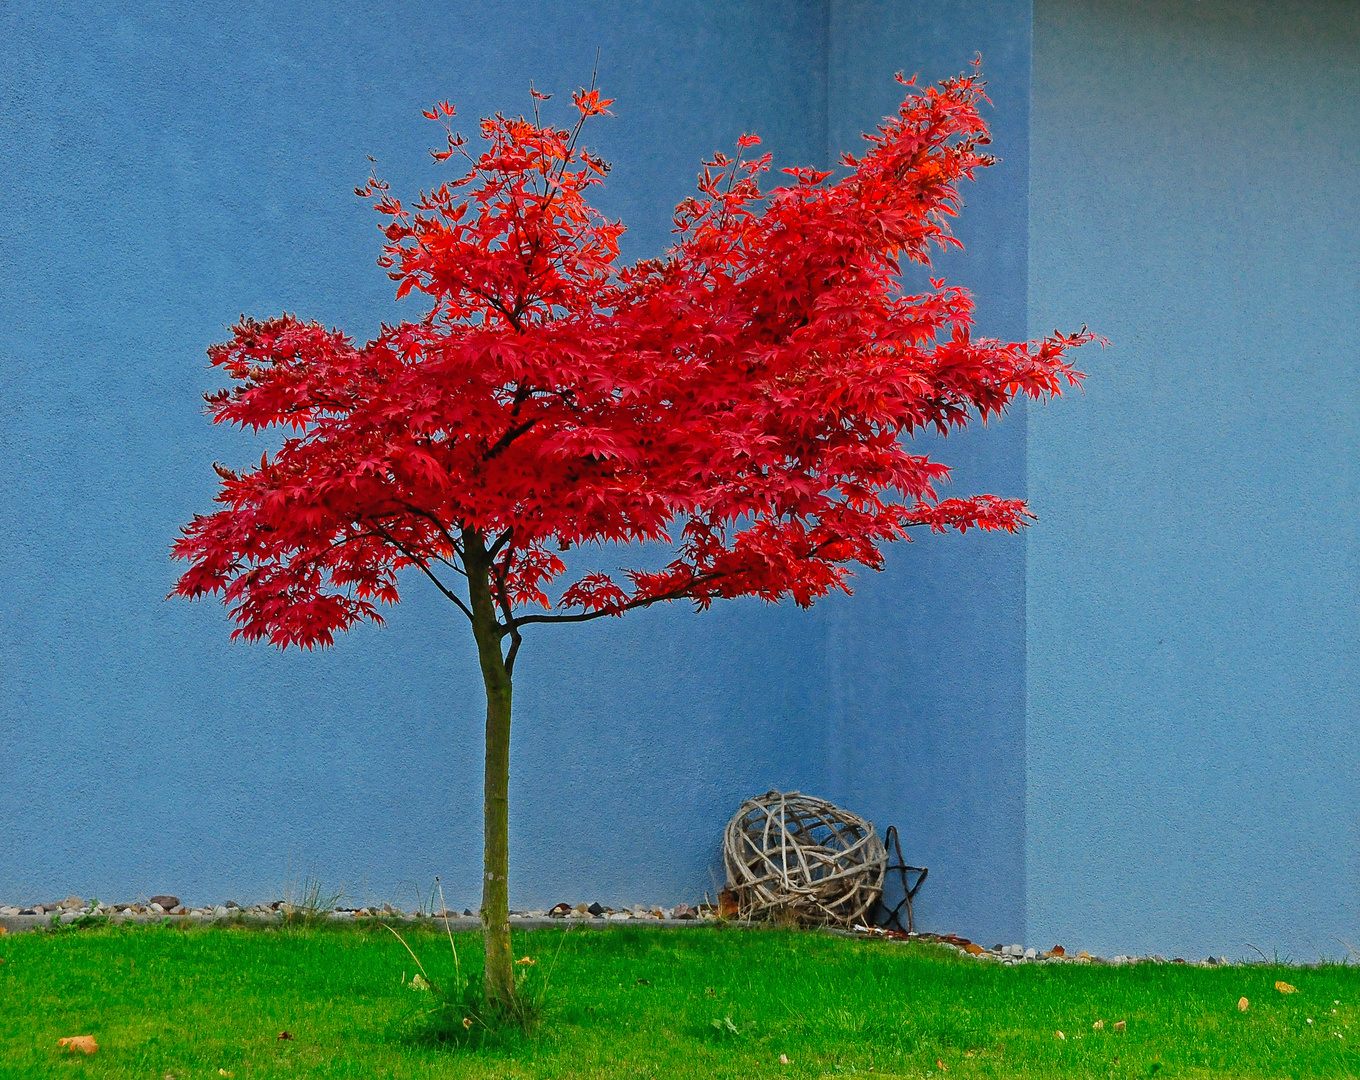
[174,70,1087,1007]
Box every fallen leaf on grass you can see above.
[0,926,8,936]
[1113,1021,1126,1032]
[462,1017,473,1029]
[219,1071,233,1077]
[1055,1031,1066,1040]
[1277,981,1298,994]
[277,1031,293,1041]
[57,1036,98,1055]
[1239,997,1250,1012]
[515,956,536,966]
[779,1053,790,1065]
[1093,1020,1105,1031]
[936,1060,948,1071]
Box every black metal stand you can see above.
[877,825,928,934]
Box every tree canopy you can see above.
[174,72,1087,664]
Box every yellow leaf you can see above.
[57,1036,98,1055]
[515,956,537,966]
[1239,997,1250,1011]
[1093,1020,1105,1031]
[1277,981,1298,994]
[1113,1020,1127,1032]
[1055,1031,1066,1040]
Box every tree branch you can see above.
[489,551,524,676]
[482,415,542,462]
[391,503,466,573]
[487,527,514,561]
[368,522,474,622]
[510,574,724,629]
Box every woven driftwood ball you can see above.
[723,790,887,926]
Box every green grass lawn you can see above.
[2,920,1357,1078]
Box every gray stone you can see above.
[1024,947,1037,960]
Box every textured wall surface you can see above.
[823,0,1032,948]
[0,0,1034,939]
[8,0,1349,960]
[1028,0,1360,960]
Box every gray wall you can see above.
[1028,0,1360,960]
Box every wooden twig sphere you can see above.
[723,790,887,926]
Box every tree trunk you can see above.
[464,533,515,1010]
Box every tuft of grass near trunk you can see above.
[2,920,1359,1078]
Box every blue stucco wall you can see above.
[822,1,1032,947]
[1028,0,1360,959]
[0,0,1034,939]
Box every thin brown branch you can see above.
[510,573,724,629]
[368,522,474,622]
[482,416,542,462]
[487,527,514,561]
[391,503,465,569]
